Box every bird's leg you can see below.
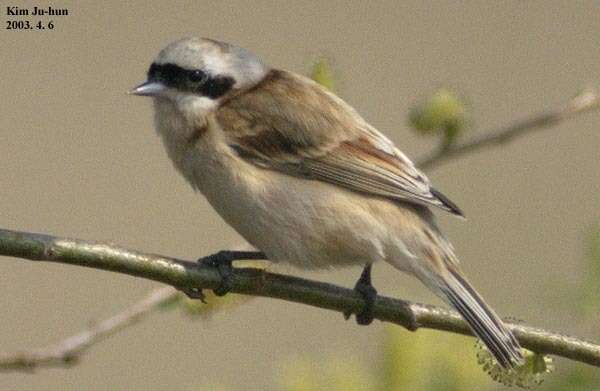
[344,263,378,325]
[198,250,266,296]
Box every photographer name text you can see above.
[7,6,68,16]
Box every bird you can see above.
[130,37,524,368]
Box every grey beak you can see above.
[129,81,166,96]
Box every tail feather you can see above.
[442,268,524,368]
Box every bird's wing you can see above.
[217,70,463,216]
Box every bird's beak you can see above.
[129,81,166,97]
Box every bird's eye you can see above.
[188,70,206,83]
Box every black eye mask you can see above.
[147,62,235,99]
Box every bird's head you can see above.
[130,37,269,118]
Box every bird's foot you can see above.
[344,264,377,325]
[197,250,266,296]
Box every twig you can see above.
[0,286,177,372]
[417,88,600,169]
[1,228,599,370]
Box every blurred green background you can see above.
[1,1,599,390]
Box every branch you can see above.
[417,88,600,169]
[0,286,177,371]
[1,228,599,370]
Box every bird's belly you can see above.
[196,158,392,269]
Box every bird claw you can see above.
[197,250,267,297]
[198,251,235,296]
[344,264,377,325]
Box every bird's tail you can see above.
[439,266,524,368]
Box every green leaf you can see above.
[310,59,335,91]
[476,341,554,388]
[409,89,469,146]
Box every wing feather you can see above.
[217,70,463,216]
